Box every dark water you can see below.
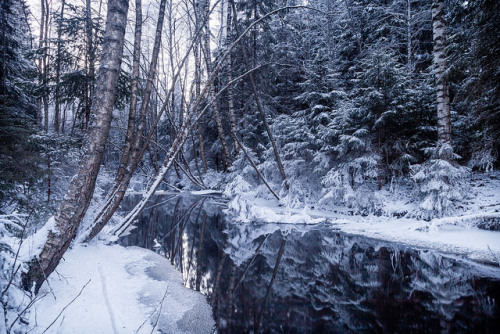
[120,195,500,333]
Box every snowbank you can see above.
[27,243,214,333]
[224,172,500,264]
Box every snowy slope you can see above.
[26,243,214,334]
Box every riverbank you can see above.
[224,171,500,264]
[24,243,214,333]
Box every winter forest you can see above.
[1,0,500,332]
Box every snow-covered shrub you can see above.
[223,148,270,200]
[224,174,254,199]
[0,215,30,333]
[271,114,323,208]
[469,145,496,172]
[411,145,470,219]
[319,156,380,214]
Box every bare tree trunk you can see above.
[61,102,68,133]
[193,8,208,171]
[431,0,451,150]
[43,0,49,132]
[250,76,288,188]
[226,4,239,154]
[117,0,142,185]
[85,0,95,130]
[54,0,66,133]
[22,0,130,294]
[203,0,231,170]
[406,0,412,74]
[39,0,50,132]
[36,0,45,130]
[229,0,288,189]
[85,0,168,241]
[234,135,280,200]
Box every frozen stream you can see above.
[120,195,500,333]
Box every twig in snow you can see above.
[42,279,91,333]
[150,288,169,334]
[53,268,69,285]
[487,246,500,266]
[480,202,500,209]
[8,290,50,332]
[135,286,169,334]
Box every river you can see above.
[120,195,500,333]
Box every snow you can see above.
[4,172,496,332]
[125,189,223,197]
[19,216,56,260]
[26,242,214,333]
[225,172,500,264]
[189,189,223,196]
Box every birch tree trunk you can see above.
[113,6,303,234]
[431,0,452,150]
[85,0,168,241]
[194,2,208,172]
[54,0,66,133]
[118,0,142,183]
[23,0,129,294]
[226,4,239,155]
[85,0,96,130]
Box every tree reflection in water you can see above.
[121,196,500,333]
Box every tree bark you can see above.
[43,0,49,132]
[54,0,66,133]
[36,0,45,130]
[226,4,239,154]
[203,0,231,170]
[116,0,142,186]
[85,0,96,130]
[193,3,208,171]
[431,0,451,149]
[406,0,412,74]
[85,0,168,241]
[229,0,289,189]
[23,0,130,294]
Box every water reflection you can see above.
[120,196,500,333]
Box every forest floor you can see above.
[225,171,500,264]
[20,243,214,333]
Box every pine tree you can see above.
[0,0,38,203]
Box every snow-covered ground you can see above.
[225,172,500,264]
[22,243,214,333]
[2,172,498,333]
